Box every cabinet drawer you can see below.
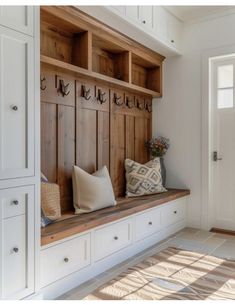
[2,215,28,298]
[94,219,132,262]
[41,233,91,287]
[135,208,161,242]
[0,6,34,36]
[161,198,186,227]
[0,185,33,219]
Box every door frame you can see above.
[201,44,235,230]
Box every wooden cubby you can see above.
[131,53,161,92]
[92,35,130,82]
[40,6,164,98]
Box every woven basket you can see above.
[41,182,61,221]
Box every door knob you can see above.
[213,151,223,161]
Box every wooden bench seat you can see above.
[41,188,190,246]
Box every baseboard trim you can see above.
[210,227,235,236]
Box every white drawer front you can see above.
[135,208,161,242]
[94,219,132,262]
[0,185,33,219]
[2,215,27,298]
[161,198,186,227]
[41,233,91,287]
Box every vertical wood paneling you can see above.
[41,102,57,182]
[125,115,135,160]
[134,116,148,164]
[97,111,110,170]
[57,105,75,212]
[110,113,126,197]
[77,108,97,173]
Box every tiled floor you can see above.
[58,227,235,300]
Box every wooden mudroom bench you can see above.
[41,188,190,246]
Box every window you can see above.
[217,64,234,109]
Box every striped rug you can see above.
[84,247,235,300]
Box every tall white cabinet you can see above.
[0,6,40,300]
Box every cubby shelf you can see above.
[40,6,164,98]
[41,55,162,97]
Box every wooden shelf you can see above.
[41,55,162,97]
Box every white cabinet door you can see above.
[0,6,34,36]
[153,6,168,41]
[139,6,153,30]
[0,186,34,299]
[0,26,34,180]
[126,6,139,23]
[167,13,182,50]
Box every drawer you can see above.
[135,208,161,242]
[41,233,91,286]
[161,198,186,227]
[94,219,132,262]
[2,215,27,298]
[0,185,33,219]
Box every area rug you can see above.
[84,247,235,300]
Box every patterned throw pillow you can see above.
[125,158,167,197]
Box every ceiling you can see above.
[164,6,235,23]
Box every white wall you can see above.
[153,13,235,228]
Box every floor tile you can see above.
[212,240,235,260]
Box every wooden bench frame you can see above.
[41,188,190,246]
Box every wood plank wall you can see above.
[41,65,152,213]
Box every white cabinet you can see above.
[0,26,34,180]
[139,6,153,30]
[94,219,132,261]
[41,233,91,287]
[167,12,182,49]
[135,208,161,242]
[126,6,139,23]
[0,6,34,36]
[0,186,34,299]
[161,198,186,227]
[153,6,168,41]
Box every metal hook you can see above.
[114,93,124,106]
[98,89,106,104]
[58,79,70,97]
[146,102,152,113]
[126,96,135,109]
[136,98,145,111]
[40,76,46,91]
[81,85,91,100]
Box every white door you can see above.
[139,6,153,29]
[0,26,34,180]
[0,6,34,36]
[211,57,235,230]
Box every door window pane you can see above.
[217,88,233,109]
[218,65,233,88]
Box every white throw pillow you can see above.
[72,165,116,214]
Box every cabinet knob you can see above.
[12,200,19,206]
[174,210,177,214]
[13,247,19,253]
[148,221,152,225]
[171,39,175,43]
[114,236,119,240]
[64,257,69,263]
[142,20,146,24]
[12,105,18,111]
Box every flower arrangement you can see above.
[146,136,170,158]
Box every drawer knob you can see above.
[12,105,18,111]
[171,39,175,43]
[174,211,177,214]
[148,221,153,225]
[12,200,19,206]
[114,236,119,240]
[142,20,146,24]
[13,247,19,253]
[64,257,69,263]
